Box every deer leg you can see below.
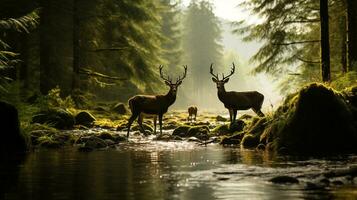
[228,109,233,123]
[233,109,237,123]
[137,114,146,135]
[127,112,140,139]
[153,116,157,135]
[252,108,265,117]
[158,114,163,136]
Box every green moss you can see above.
[37,135,62,148]
[211,124,230,135]
[252,83,357,155]
[219,132,244,145]
[241,134,259,149]
[172,125,192,136]
[97,132,115,140]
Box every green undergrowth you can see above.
[233,83,357,155]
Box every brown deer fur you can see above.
[210,63,264,123]
[126,65,187,139]
[187,106,197,122]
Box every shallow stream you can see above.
[1,134,357,200]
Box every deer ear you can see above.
[224,78,229,83]
[176,80,182,85]
[212,77,218,82]
[165,81,170,85]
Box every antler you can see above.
[176,65,187,83]
[222,62,235,80]
[210,63,219,80]
[159,65,172,83]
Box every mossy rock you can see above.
[172,125,209,140]
[37,135,62,148]
[29,130,56,145]
[216,115,228,122]
[263,83,357,155]
[211,124,230,135]
[220,131,245,145]
[229,120,246,132]
[187,126,210,140]
[31,108,75,129]
[97,132,115,140]
[77,136,108,149]
[0,101,28,153]
[112,103,127,114]
[172,125,191,136]
[241,134,259,149]
[75,111,96,127]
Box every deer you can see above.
[187,106,198,122]
[210,63,265,123]
[126,65,188,139]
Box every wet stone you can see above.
[269,176,299,184]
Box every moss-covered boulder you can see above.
[31,108,75,129]
[261,83,357,155]
[229,120,246,132]
[241,134,259,149]
[172,125,191,136]
[0,101,28,153]
[220,132,244,145]
[211,124,230,135]
[216,115,228,122]
[172,125,210,140]
[37,135,62,148]
[76,136,108,149]
[75,111,96,127]
[112,103,127,114]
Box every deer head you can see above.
[210,63,235,92]
[159,65,187,95]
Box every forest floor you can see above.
[21,83,357,155]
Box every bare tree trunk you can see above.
[320,0,331,82]
[346,0,357,71]
[340,15,347,73]
[72,0,80,95]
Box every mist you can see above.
[173,7,282,113]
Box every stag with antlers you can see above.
[210,63,265,123]
[126,65,188,139]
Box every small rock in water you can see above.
[216,115,227,122]
[304,182,325,190]
[269,176,299,184]
[331,180,344,186]
[187,137,201,143]
[75,111,96,127]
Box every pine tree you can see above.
[160,0,182,70]
[182,1,223,107]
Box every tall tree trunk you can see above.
[346,0,357,71]
[39,0,55,94]
[340,15,347,73]
[320,0,331,82]
[72,0,80,95]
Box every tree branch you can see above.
[89,47,129,52]
[79,68,126,80]
[295,56,320,64]
[284,19,320,24]
[272,40,321,46]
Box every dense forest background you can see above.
[1,0,357,111]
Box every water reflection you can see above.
[0,143,356,200]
